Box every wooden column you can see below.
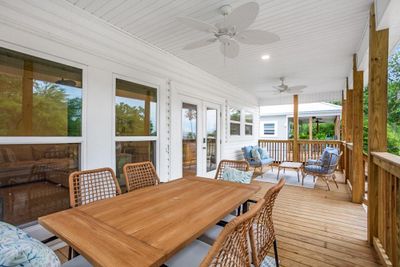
[352,54,364,204]
[22,60,33,135]
[346,80,353,143]
[368,4,388,243]
[308,117,313,140]
[341,90,346,141]
[293,95,299,161]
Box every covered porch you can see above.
[0,0,399,266]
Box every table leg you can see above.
[242,201,248,213]
[276,167,281,180]
[297,169,300,182]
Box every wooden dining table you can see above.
[39,176,260,267]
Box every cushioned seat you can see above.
[249,158,274,167]
[252,256,276,267]
[0,221,61,267]
[62,256,92,267]
[199,213,235,245]
[165,240,210,267]
[304,164,327,173]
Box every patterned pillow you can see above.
[251,148,261,162]
[0,221,61,267]
[222,167,253,184]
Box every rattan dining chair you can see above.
[214,160,250,180]
[250,178,285,267]
[165,198,265,267]
[68,167,121,259]
[69,167,121,208]
[123,161,160,192]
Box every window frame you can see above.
[244,112,254,136]
[0,45,87,167]
[112,73,161,174]
[229,107,241,136]
[262,121,278,137]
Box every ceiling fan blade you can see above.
[288,85,307,91]
[183,38,217,50]
[219,38,239,58]
[272,86,284,91]
[221,2,259,32]
[235,30,280,45]
[176,17,217,33]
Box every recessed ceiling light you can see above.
[261,54,270,60]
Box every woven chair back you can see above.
[123,161,160,192]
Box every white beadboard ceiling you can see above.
[65,0,372,104]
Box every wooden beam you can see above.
[293,95,299,162]
[352,54,364,204]
[308,117,313,140]
[368,3,389,244]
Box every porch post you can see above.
[293,94,299,162]
[22,60,33,135]
[346,82,353,143]
[368,4,388,243]
[352,54,364,204]
[341,90,346,141]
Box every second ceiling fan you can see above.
[176,2,280,58]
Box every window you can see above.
[0,47,83,137]
[245,112,253,136]
[0,47,83,226]
[264,123,276,136]
[115,78,158,188]
[230,108,241,136]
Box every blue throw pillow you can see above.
[258,148,270,159]
[222,167,253,184]
[0,221,61,267]
[251,148,261,161]
[242,146,253,159]
[320,147,338,167]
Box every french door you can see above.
[180,96,221,177]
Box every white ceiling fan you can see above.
[176,2,280,58]
[273,77,306,94]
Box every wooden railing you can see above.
[258,140,294,163]
[345,143,368,204]
[258,139,344,169]
[370,152,400,267]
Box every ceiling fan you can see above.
[176,2,280,58]
[273,77,307,94]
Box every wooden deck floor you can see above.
[251,172,380,267]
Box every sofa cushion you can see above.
[304,165,326,174]
[242,146,253,159]
[258,148,270,159]
[320,147,338,167]
[251,148,261,162]
[222,167,253,184]
[0,221,61,267]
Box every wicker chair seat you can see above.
[165,239,210,267]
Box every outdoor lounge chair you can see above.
[242,146,274,173]
[303,149,342,190]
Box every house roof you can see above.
[260,102,342,117]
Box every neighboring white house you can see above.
[259,102,342,140]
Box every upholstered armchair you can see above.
[303,148,342,190]
[241,146,274,173]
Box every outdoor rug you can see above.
[255,168,316,189]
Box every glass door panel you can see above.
[206,108,217,172]
[182,103,198,177]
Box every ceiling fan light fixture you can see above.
[261,54,270,60]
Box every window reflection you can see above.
[0,47,82,136]
[115,79,157,136]
[0,144,80,226]
[182,103,197,177]
[115,141,156,188]
[206,108,217,172]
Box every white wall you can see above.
[259,115,288,140]
[0,0,260,181]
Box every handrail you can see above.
[369,151,399,266]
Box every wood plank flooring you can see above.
[250,172,380,267]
